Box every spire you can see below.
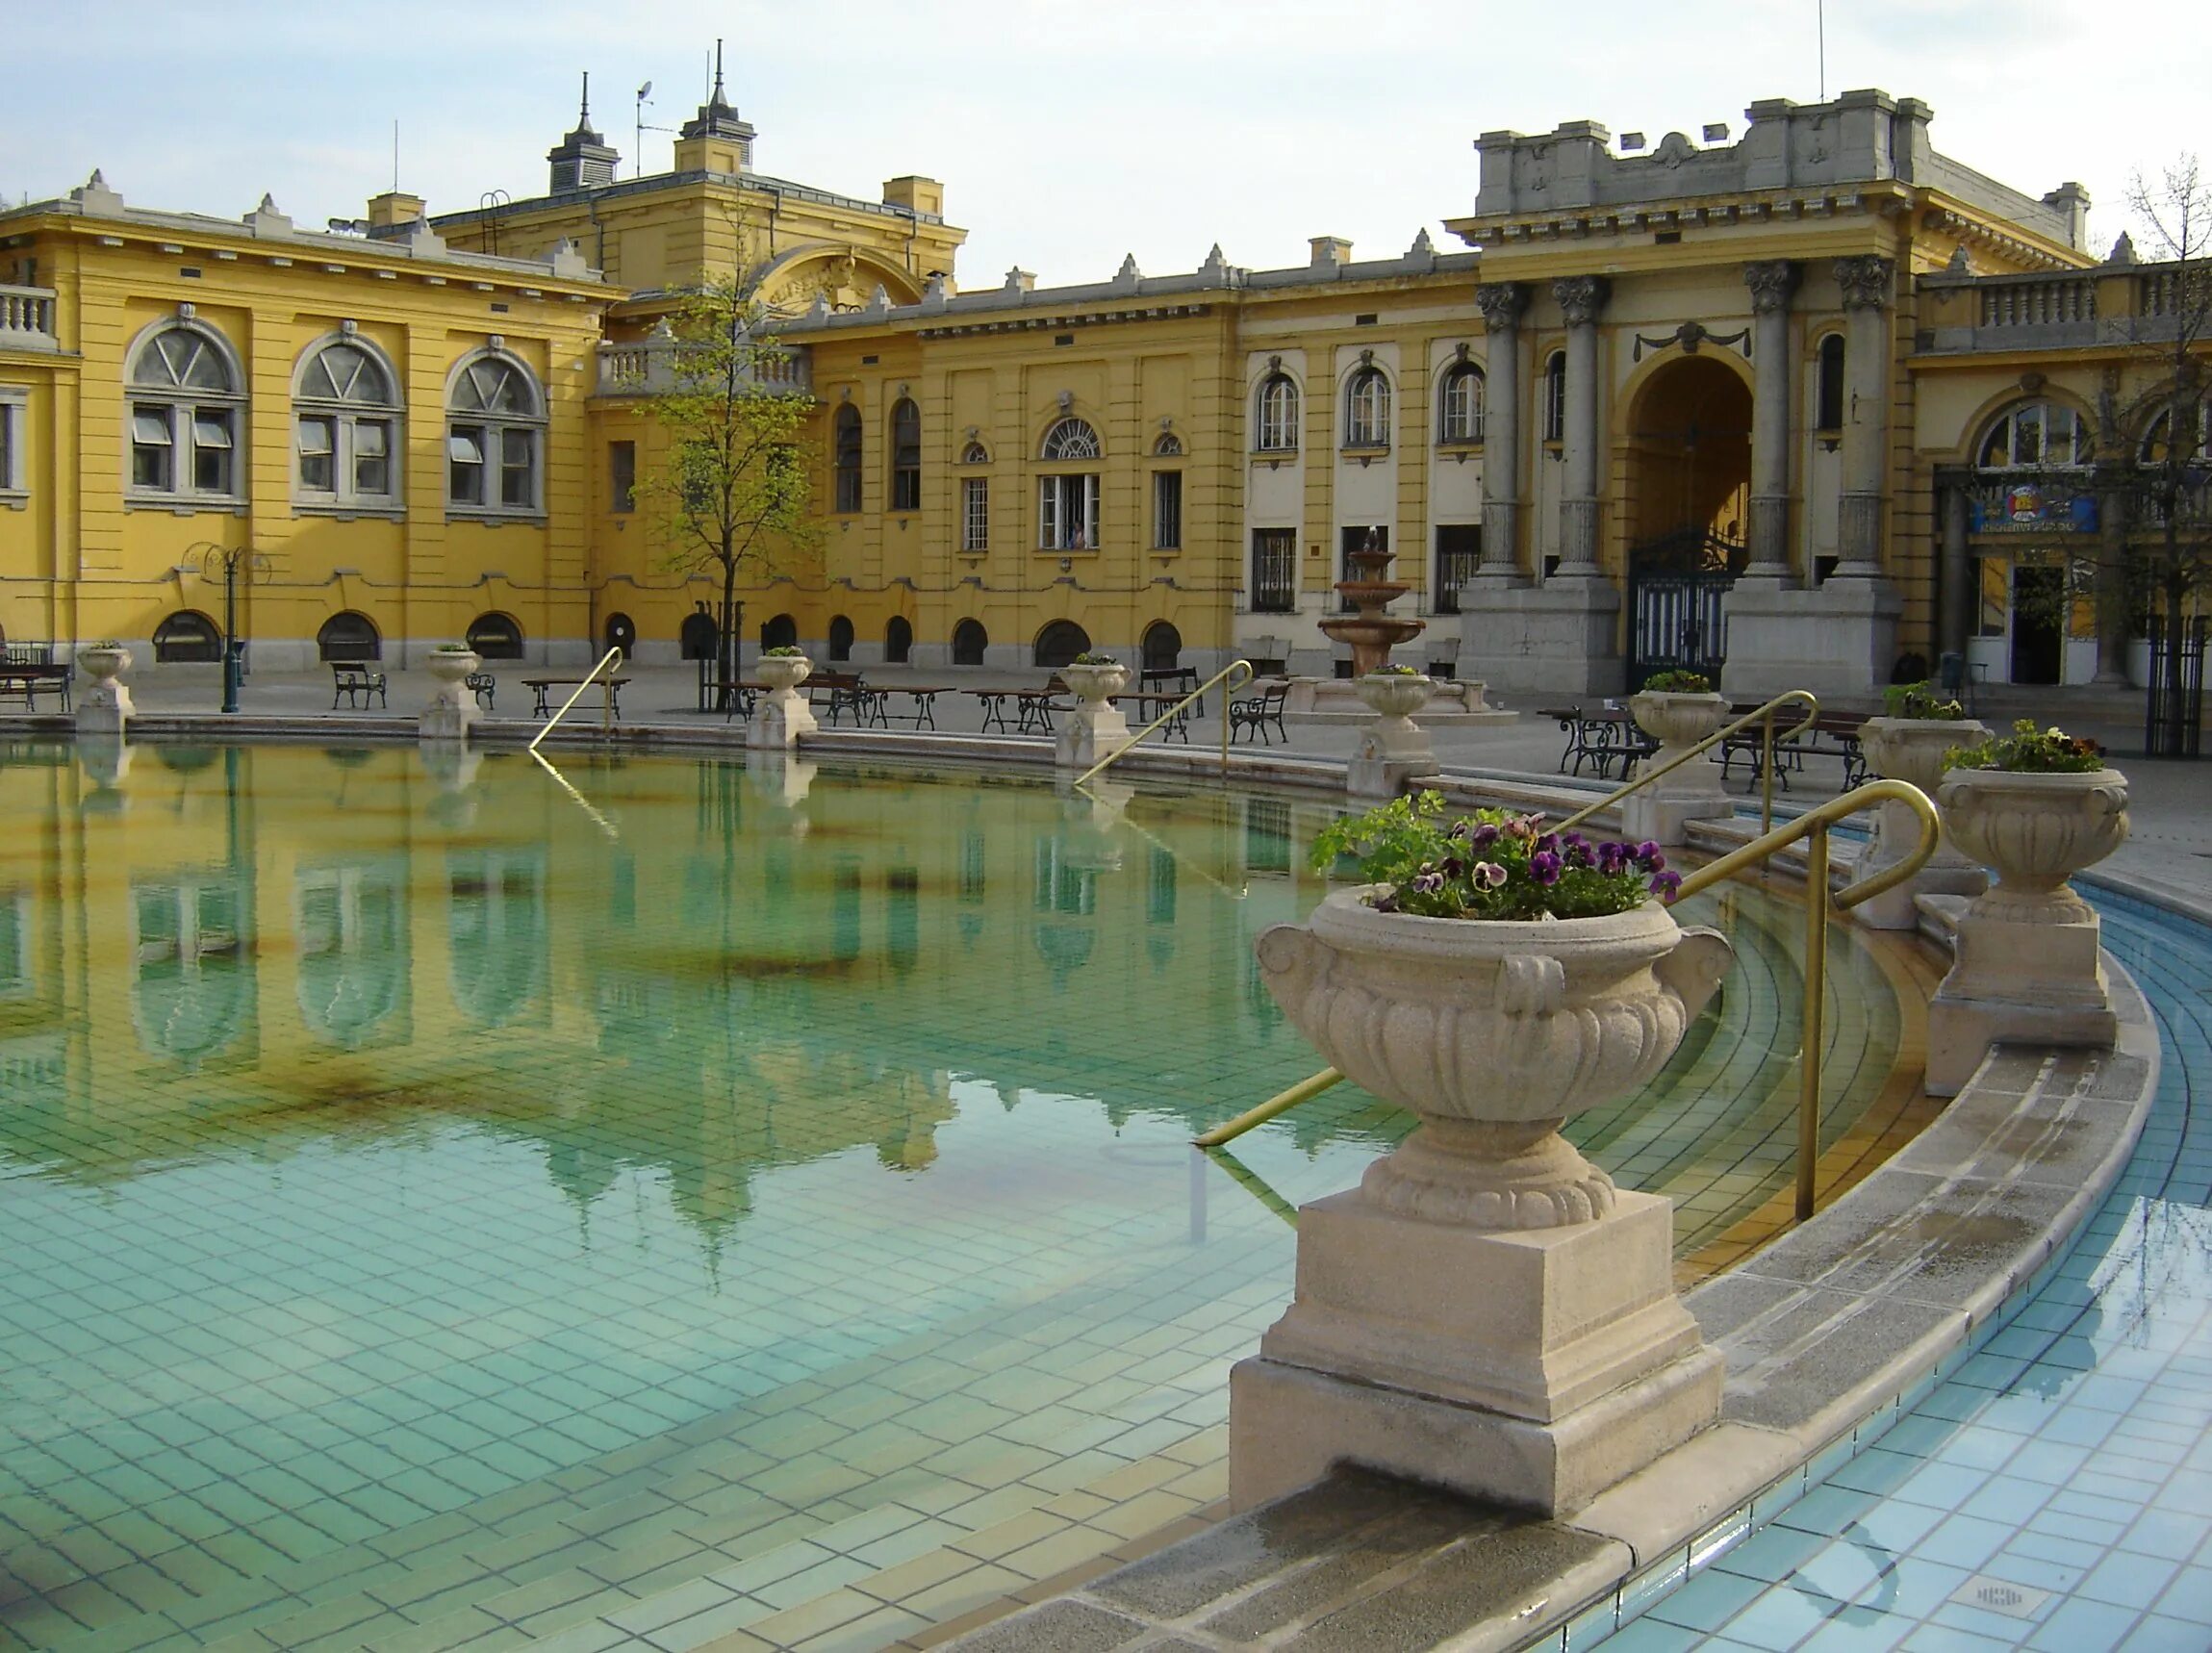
[547,70,619,193]
[677,36,756,167]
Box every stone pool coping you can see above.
[3,713,2170,1652]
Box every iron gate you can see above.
[2145,613,2206,759]
[1627,528,1743,689]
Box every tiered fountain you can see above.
[1288,530,1508,723]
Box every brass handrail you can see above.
[1072,659,1255,787]
[526,647,624,753]
[1195,775,1943,1231]
[529,749,621,841]
[1554,689,1821,841]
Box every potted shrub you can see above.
[1255,791,1731,1229]
[1855,681,1989,928]
[1059,651,1130,703]
[1621,670,1732,845]
[1937,720,2129,914]
[749,646,814,750]
[76,640,131,682]
[1356,661,1435,721]
[1055,652,1131,768]
[1626,669,1729,749]
[424,642,481,687]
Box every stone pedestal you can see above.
[1457,577,1624,699]
[78,734,132,808]
[1621,692,1732,848]
[74,647,134,737]
[1230,1189,1722,1516]
[749,658,817,751]
[420,649,481,743]
[1055,695,1132,771]
[1720,576,1903,700]
[1853,718,1988,931]
[1346,675,1439,801]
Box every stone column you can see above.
[1742,261,1799,580]
[1833,255,1894,578]
[1475,282,1528,580]
[1939,479,1972,665]
[1553,274,1610,576]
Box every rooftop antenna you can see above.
[579,69,592,126]
[712,38,726,102]
[392,118,399,192]
[633,80,653,180]
[1818,0,1826,101]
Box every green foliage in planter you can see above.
[1640,670,1713,694]
[1882,680,1969,720]
[1368,663,1422,676]
[1071,651,1119,666]
[1945,718,2106,774]
[762,646,805,658]
[1310,790,1680,921]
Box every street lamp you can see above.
[191,541,270,714]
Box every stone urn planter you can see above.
[1230,889,1734,1516]
[1925,764,2131,1095]
[420,648,481,742]
[1348,673,1438,801]
[749,653,816,751]
[75,645,134,734]
[1621,690,1732,846]
[1055,661,1131,770]
[1852,715,1989,928]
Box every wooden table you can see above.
[523,676,629,720]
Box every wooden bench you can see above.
[1141,666,1202,717]
[331,663,388,710]
[522,676,629,720]
[1230,680,1290,745]
[0,666,72,711]
[802,670,877,725]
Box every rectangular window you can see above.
[1974,557,2008,638]
[892,461,922,513]
[1038,473,1099,550]
[1542,354,1566,444]
[1434,523,1482,614]
[609,439,636,513]
[962,475,988,550]
[447,425,485,504]
[1152,470,1182,550]
[499,428,534,508]
[1251,527,1297,612]
[0,394,22,498]
[132,405,174,491]
[191,409,232,493]
[298,416,335,493]
[354,420,391,497]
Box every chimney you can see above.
[883,175,943,218]
[367,190,425,232]
[1309,236,1352,269]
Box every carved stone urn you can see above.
[420,648,481,743]
[1925,765,2131,1095]
[1853,715,1989,928]
[1622,690,1732,846]
[1055,661,1131,770]
[1347,674,1438,801]
[749,654,816,751]
[75,645,134,735]
[1230,889,1734,1516]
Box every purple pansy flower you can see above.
[1469,823,1500,850]
[1651,870,1683,901]
[1529,850,1563,886]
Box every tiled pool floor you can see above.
[1588,886,2212,1653]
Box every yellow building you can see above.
[4,81,2200,694]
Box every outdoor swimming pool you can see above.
[0,744,1921,1651]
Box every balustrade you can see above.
[0,284,58,350]
[593,336,811,397]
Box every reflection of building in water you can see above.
[295,861,411,1049]
[131,872,255,1071]
[446,851,547,1030]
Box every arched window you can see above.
[1141,621,1182,673]
[152,609,223,664]
[1154,433,1184,457]
[127,320,244,503]
[961,440,990,465]
[446,350,545,517]
[317,610,381,663]
[760,612,798,649]
[832,403,862,512]
[1255,372,1299,452]
[885,615,914,664]
[295,335,400,509]
[827,615,854,661]
[1040,418,1101,460]
[2140,395,2209,466]
[889,397,922,511]
[679,609,719,660]
[951,619,987,666]
[1438,361,1486,444]
[1815,334,1846,431]
[466,612,524,660]
[1038,418,1101,551]
[1343,366,1391,449]
[1541,351,1566,444]
[603,613,636,657]
[1977,401,2093,470]
[1033,620,1089,669]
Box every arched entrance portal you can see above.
[1624,354,1753,687]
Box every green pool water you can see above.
[0,744,1905,1652]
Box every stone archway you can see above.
[1627,354,1753,548]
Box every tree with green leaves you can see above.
[637,268,821,704]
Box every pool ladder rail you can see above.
[527,646,625,752]
[1198,756,1940,1230]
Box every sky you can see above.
[5,0,2206,286]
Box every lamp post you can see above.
[193,542,269,714]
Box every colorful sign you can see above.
[1970,483,2099,534]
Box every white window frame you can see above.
[124,320,246,510]
[1038,472,1100,550]
[1976,401,2093,471]
[962,474,989,551]
[0,388,25,506]
[889,396,923,512]
[1255,373,1299,452]
[1437,362,1486,445]
[1152,469,1182,550]
[293,335,402,515]
[445,348,547,521]
[1343,367,1391,450]
[1541,351,1566,444]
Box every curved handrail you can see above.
[1072,659,1255,787]
[1195,776,1943,1230]
[1554,689,1820,841]
[527,647,624,753]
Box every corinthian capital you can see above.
[1833,255,1894,311]
[1475,282,1527,332]
[1551,274,1611,327]
[1743,260,1799,315]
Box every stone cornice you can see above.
[1447,183,1914,249]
